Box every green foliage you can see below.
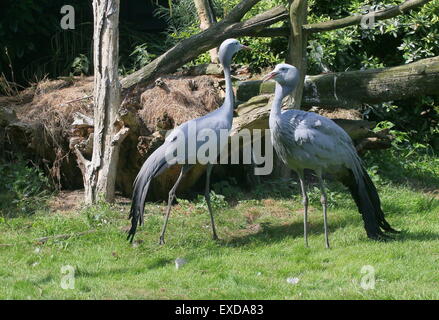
[212,177,243,199]
[119,43,156,75]
[365,142,439,189]
[178,190,229,211]
[307,0,439,71]
[155,0,288,71]
[305,0,439,149]
[0,159,51,217]
[81,199,121,228]
[71,54,90,76]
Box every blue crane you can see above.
[128,39,249,244]
[263,63,398,248]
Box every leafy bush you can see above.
[0,159,51,217]
[306,0,439,149]
[177,190,229,212]
[71,54,90,76]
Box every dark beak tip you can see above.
[262,72,277,82]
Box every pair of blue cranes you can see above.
[127,39,398,248]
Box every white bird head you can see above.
[218,38,250,67]
[263,63,299,89]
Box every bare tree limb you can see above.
[286,0,308,108]
[111,127,129,146]
[242,27,289,37]
[120,2,288,90]
[195,0,219,63]
[215,0,433,37]
[223,0,262,23]
[303,0,432,33]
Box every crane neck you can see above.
[219,64,234,123]
[270,83,292,121]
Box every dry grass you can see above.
[7,74,223,136]
[139,75,222,130]
[17,77,93,130]
[309,106,363,120]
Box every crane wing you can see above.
[278,110,359,170]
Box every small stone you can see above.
[34,247,41,254]
[132,240,144,248]
[175,258,187,269]
[286,277,300,285]
[256,272,262,276]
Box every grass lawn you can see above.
[0,150,438,299]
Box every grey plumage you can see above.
[264,63,397,247]
[128,39,248,244]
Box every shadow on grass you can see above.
[75,257,174,278]
[222,215,359,247]
[365,151,439,193]
[396,230,439,242]
[222,214,439,247]
[382,196,439,219]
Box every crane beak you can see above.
[240,45,251,51]
[262,71,278,82]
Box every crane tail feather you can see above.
[359,167,399,234]
[342,167,397,240]
[127,145,170,243]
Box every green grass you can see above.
[1,152,439,299]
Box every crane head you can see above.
[218,39,250,67]
[262,63,299,89]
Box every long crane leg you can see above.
[297,170,309,247]
[317,172,330,249]
[159,165,190,245]
[204,163,219,240]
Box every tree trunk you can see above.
[195,0,219,63]
[286,0,308,109]
[74,0,129,204]
[235,56,439,107]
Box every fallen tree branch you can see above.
[231,94,391,153]
[58,95,93,107]
[241,27,289,37]
[236,56,439,107]
[303,0,432,33]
